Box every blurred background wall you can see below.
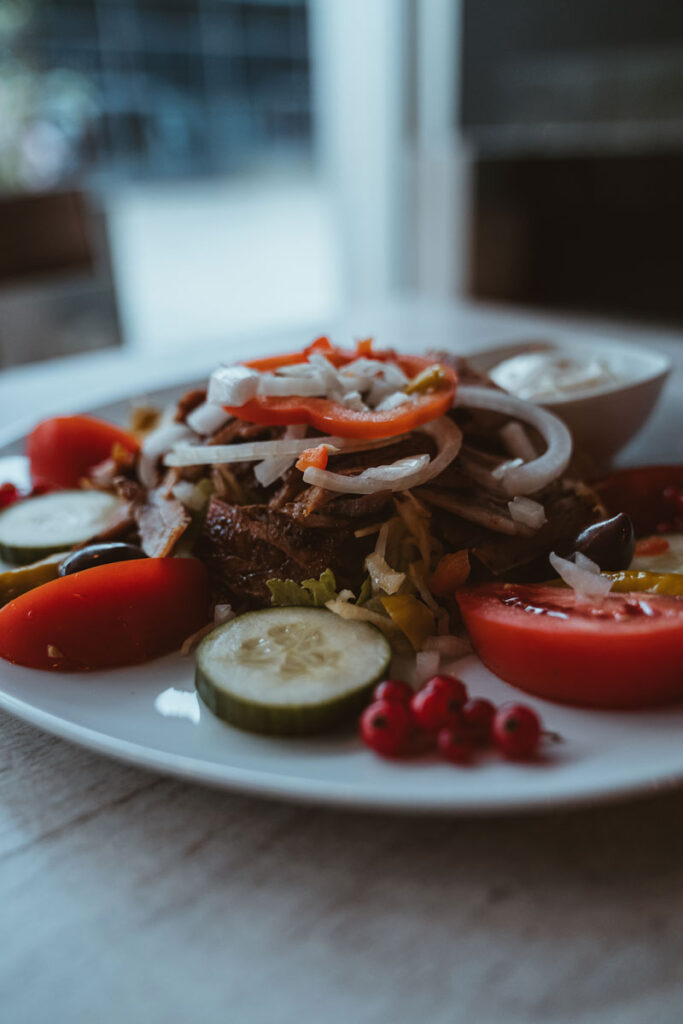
[2,0,683,368]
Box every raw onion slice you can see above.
[165,432,404,467]
[454,386,572,496]
[302,416,463,495]
[500,421,537,462]
[253,425,307,487]
[549,551,612,600]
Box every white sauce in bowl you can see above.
[489,351,624,402]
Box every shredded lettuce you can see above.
[356,575,373,606]
[267,568,339,608]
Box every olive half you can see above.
[59,542,147,576]
[572,513,635,571]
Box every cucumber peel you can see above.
[0,490,125,564]
[195,606,391,735]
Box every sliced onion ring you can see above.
[302,417,463,494]
[164,433,405,467]
[454,385,572,496]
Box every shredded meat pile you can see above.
[106,356,602,611]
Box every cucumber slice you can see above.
[0,490,125,565]
[196,607,391,735]
[0,551,67,605]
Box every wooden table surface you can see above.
[2,299,683,1024]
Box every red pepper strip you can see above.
[295,445,329,472]
[246,336,336,372]
[231,349,457,440]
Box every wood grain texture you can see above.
[3,708,683,1024]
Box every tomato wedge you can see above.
[457,583,683,709]
[228,338,457,439]
[0,558,210,671]
[28,415,139,490]
[593,465,683,536]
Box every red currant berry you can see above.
[373,679,413,705]
[0,483,19,509]
[437,727,473,764]
[411,686,464,733]
[360,700,413,757]
[424,674,468,705]
[461,698,496,746]
[493,704,541,759]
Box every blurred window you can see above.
[25,0,312,184]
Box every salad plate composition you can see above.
[0,334,681,814]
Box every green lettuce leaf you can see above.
[267,569,339,608]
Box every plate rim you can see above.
[2,683,682,816]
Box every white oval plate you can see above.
[0,374,682,816]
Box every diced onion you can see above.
[455,385,572,496]
[307,353,345,399]
[208,365,260,406]
[341,390,367,411]
[375,392,414,412]
[214,603,235,625]
[507,496,547,529]
[275,363,320,377]
[257,372,326,397]
[186,401,231,436]
[140,423,193,486]
[549,551,612,600]
[302,416,463,495]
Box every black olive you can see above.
[58,543,147,576]
[572,513,635,571]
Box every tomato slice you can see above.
[229,340,457,439]
[0,558,210,671]
[457,583,683,709]
[593,465,683,536]
[28,415,139,490]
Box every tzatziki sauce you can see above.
[489,351,624,402]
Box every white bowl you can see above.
[466,336,672,468]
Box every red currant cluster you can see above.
[360,675,543,764]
